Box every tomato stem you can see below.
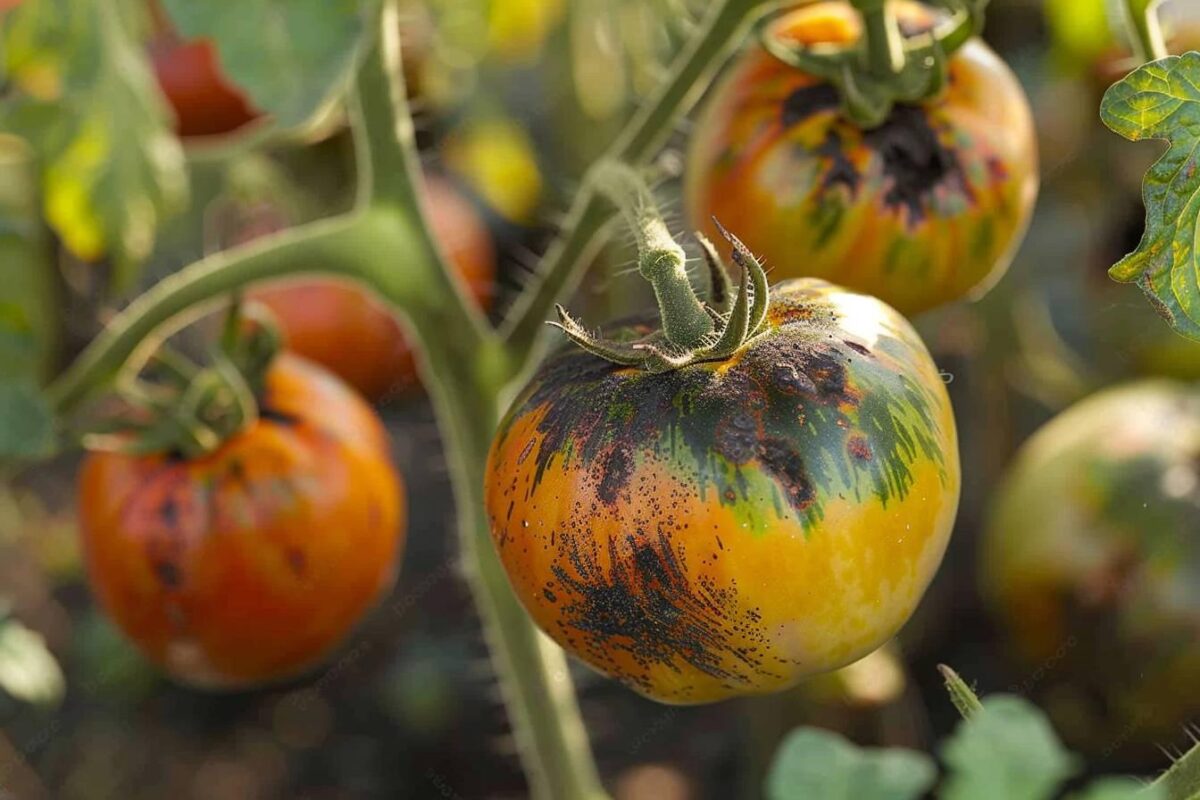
[1119,0,1168,64]
[852,0,906,76]
[593,162,715,350]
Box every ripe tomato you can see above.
[250,177,496,401]
[78,354,405,689]
[150,37,261,137]
[983,382,1200,758]
[684,1,1038,316]
[486,279,960,704]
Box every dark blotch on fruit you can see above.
[551,528,777,695]
[780,84,971,226]
[154,560,182,589]
[598,447,635,505]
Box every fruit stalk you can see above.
[1120,0,1168,63]
[851,0,905,75]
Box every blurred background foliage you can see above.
[1,0,1200,797]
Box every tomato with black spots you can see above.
[486,279,960,704]
[78,354,405,689]
[685,0,1038,316]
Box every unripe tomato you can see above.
[249,177,496,401]
[486,279,960,704]
[983,382,1200,757]
[685,1,1038,316]
[78,355,405,689]
[150,37,261,138]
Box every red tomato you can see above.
[685,1,1039,316]
[249,177,496,401]
[78,354,405,689]
[150,37,261,137]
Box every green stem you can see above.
[500,0,773,373]
[592,162,713,349]
[1121,0,1168,63]
[852,0,905,75]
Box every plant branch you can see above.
[1121,0,1168,64]
[500,0,774,374]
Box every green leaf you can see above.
[939,664,984,720]
[940,695,1079,800]
[765,728,937,800]
[1152,738,1200,800]
[1,0,188,287]
[0,380,58,461]
[0,613,64,707]
[1070,777,1164,800]
[1101,52,1200,340]
[160,0,368,129]
[0,140,57,383]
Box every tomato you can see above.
[486,278,960,704]
[150,37,261,137]
[684,1,1038,316]
[249,176,496,401]
[983,382,1200,758]
[78,354,405,689]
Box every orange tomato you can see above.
[78,354,405,689]
[250,177,496,401]
[685,1,1038,315]
[486,279,959,704]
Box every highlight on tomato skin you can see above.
[485,278,961,705]
[248,176,497,401]
[684,0,1039,317]
[77,354,406,690]
[982,381,1200,759]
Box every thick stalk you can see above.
[852,0,905,75]
[1121,0,1168,63]
[353,11,610,797]
[500,0,773,373]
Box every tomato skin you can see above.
[250,177,496,401]
[78,355,405,689]
[486,279,960,704]
[983,382,1200,757]
[150,37,261,137]
[685,1,1038,316]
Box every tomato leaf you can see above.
[1102,52,1200,340]
[765,728,936,800]
[1151,738,1200,800]
[0,380,57,461]
[0,0,188,288]
[940,695,1078,800]
[0,143,57,383]
[0,612,64,707]
[1070,778,1165,800]
[159,0,368,129]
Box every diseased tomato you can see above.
[249,176,496,401]
[150,37,261,137]
[486,279,960,704]
[983,382,1200,759]
[684,1,1038,316]
[78,354,405,689]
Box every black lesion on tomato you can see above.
[549,526,780,697]
[500,287,944,528]
[780,83,973,227]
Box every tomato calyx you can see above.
[551,163,769,373]
[760,0,987,128]
[82,301,283,459]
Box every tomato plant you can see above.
[486,174,959,703]
[78,353,405,689]
[6,0,1200,797]
[249,176,496,400]
[983,381,1200,758]
[685,0,1039,316]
